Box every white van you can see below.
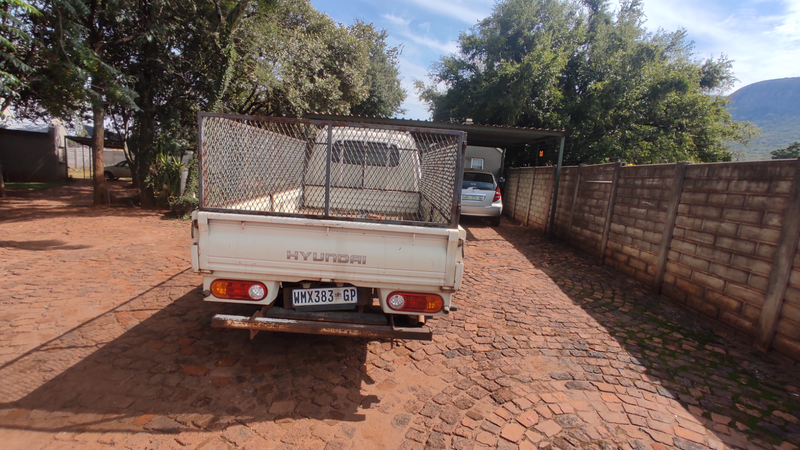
[303,127,422,217]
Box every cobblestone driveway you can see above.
[1,182,799,450]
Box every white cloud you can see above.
[403,0,493,24]
[381,13,460,55]
[382,13,411,27]
[617,0,800,93]
[774,0,800,38]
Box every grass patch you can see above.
[5,181,66,190]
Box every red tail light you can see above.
[387,292,443,313]
[493,187,501,202]
[210,279,267,301]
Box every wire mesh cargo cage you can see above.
[198,113,466,227]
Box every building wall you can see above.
[465,146,503,179]
[0,128,64,182]
[505,159,800,361]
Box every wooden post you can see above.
[653,162,688,293]
[756,158,800,352]
[525,167,537,227]
[599,163,623,263]
[568,165,583,238]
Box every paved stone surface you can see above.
[1,183,799,449]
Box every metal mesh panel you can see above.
[199,113,464,226]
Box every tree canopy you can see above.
[417,0,755,166]
[771,142,800,159]
[5,0,405,205]
[0,0,39,114]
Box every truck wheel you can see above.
[490,216,501,227]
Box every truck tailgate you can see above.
[193,212,464,290]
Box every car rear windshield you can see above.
[332,140,400,167]
[462,172,494,190]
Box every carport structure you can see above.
[305,113,567,236]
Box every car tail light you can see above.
[210,279,267,301]
[493,187,501,202]
[387,292,443,313]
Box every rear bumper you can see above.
[461,203,503,217]
[211,314,432,340]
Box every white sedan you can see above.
[104,160,131,180]
[460,170,503,226]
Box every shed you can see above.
[0,126,66,182]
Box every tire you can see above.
[490,216,501,227]
[104,171,116,181]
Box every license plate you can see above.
[462,194,484,201]
[292,287,358,308]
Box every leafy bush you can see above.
[147,152,184,205]
[167,152,199,217]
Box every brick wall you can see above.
[554,167,578,241]
[527,167,554,230]
[606,164,674,287]
[504,159,800,361]
[569,164,617,260]
[661,162,793,338]
[504,168,520,222]
[776,249,800,359]
[512,168,534,222]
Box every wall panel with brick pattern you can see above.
[554,167,578,240]
[504,169,520,220]
[604,164,674,286]
[774,246,800,360]
[527,167,555,231]
[568,164,616,259]
[660,162,794,337]
[511,169,534,222]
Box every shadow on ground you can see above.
[487,220,800,447]
[0,274,375,435]
[0,179,149,224]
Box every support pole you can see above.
[568,165,584,238]
[599,162,623,263]
[547,136,566,239]
[512,168,521,221]
[525,167,537,227]
[653,162,688,293]
[324,125,332,216]
[756,157,800,352]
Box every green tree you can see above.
[7,0,404,206]
[771,142,800,159]
[348,20,406,117]
[417,0,755,166]
[221,0,369,117]
[1,0,40,198]
[21,0,140,205]
[1,0,39,114]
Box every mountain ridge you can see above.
[726,77,800,160]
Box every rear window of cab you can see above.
[462,172,495,190]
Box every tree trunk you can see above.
[92,102,109,205]
[123,140,140,189]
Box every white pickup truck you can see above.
[191,113,467,340]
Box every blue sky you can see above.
[309,0,800,120]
